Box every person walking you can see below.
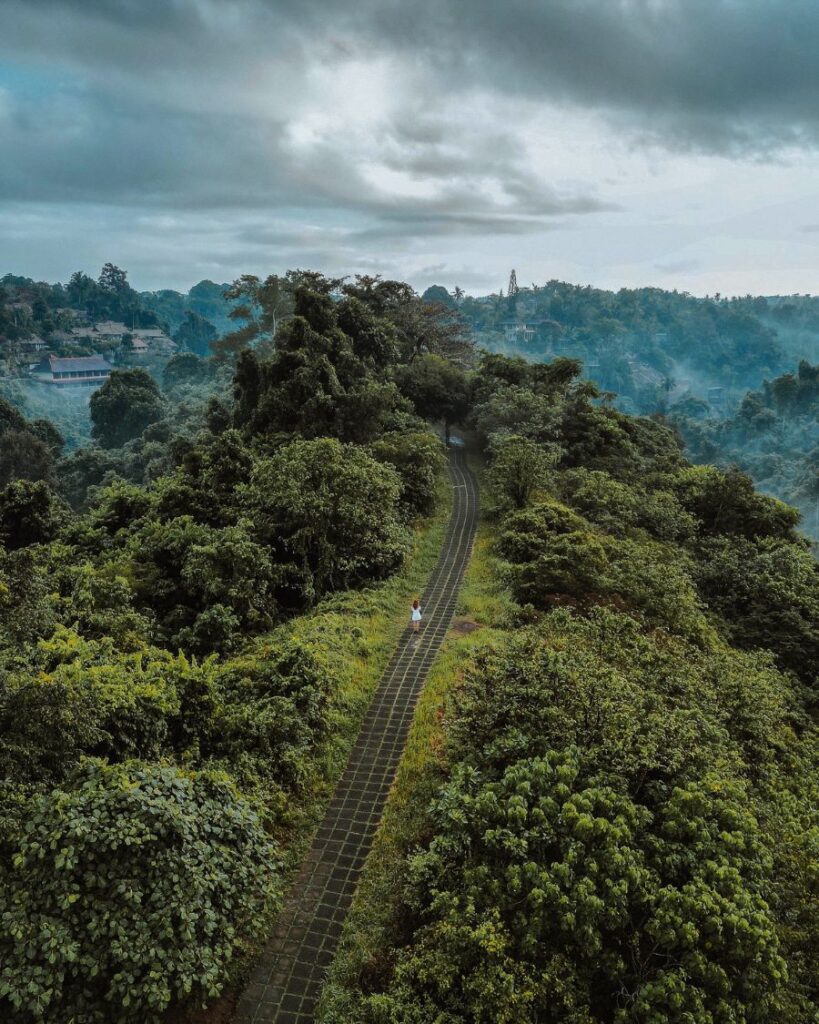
[411,598,422,635]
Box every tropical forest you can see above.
[0,264,817,1024]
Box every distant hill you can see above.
[139,279,237,335]
[426,281,819,417]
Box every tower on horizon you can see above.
[507,269,519,296]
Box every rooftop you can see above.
[47,354,112,372]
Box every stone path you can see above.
[234,448,478,1024]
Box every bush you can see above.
[0,761,277,1024]
[692,535,819,687]
[207,635,334,793]
[498,502,710,640]
[671,465,801,541]
[369,431,445,519]
[356,610,809,1023]
[487,433,557,512]
[0,630,182,784]
[245,438,407,609]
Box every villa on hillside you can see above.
[93,320,129,342]
[21,335,48,353]
[131,326,175,353]
[500,319,543,343]
[31,353,113,386]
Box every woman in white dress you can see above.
[411,599,422,634]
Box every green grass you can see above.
[175,478,453,1021]
[317,506,514,1022]
[266,475,454,873]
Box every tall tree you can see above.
[89,369,165,448]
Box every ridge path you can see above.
[234,448,479,1024]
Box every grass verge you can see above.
[316,501,514,1022]
[173,476,452,1022]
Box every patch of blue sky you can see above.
[0,61,82,99]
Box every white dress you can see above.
[411,607,422,621]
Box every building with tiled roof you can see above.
[31,353,113,386]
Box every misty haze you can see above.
[1,4,818,1024]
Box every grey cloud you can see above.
[363,0,819,154]
[8,0,819,155]
[4,0,819,291]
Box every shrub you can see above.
[487,433,557,511]
[692,535,819,687]
[245,438,407,609]
[0,630,182,784]
[0,761,277,1024]
[357,611,805,1023]
[369,431,445,519]
[671,465,801,541]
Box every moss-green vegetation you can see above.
[4,267,819,1023]
[319,354,819,1024]
[319,511,511,1024]
[0,275,467,1024]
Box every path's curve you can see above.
[234,448,478,1024]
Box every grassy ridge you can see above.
[178,475,454,1020]
[317,499,511,1022]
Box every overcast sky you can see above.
[2,0,819,296]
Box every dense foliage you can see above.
[1,762,274,1024]
[327,352,819,1024]
[439,280,819,415]
[674,359,819,540]
[0,273,459,1022]
[4,266,819,1022]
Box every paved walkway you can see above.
[234,449,478,1024]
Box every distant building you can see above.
[21,335,48,353]
[69,327,98,343]
[31,353,113,387]
[126,335,149,355]
[93,321,129,342]
[500,319,542,343]
[131,327,175,353]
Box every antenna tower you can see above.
[507,269,519,296]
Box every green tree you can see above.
[394,354,471,440]
[232,287,404,443]
[0,479,67,549]
[0,430,54,487]
[245,438,407,609]
[98,262,129,294]
[0,761,276,1024]
[163,351,209,391]
[211,273,292,361]
[369,431,446,518]
[487,433,557,510]
[89,368,165,448]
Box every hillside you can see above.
[673,360,819,539]
[321,353,819,1024]
[0,271,817,1023]
[435,280,819,416]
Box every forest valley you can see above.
[4,269,819,538]
[0,270,817,1023]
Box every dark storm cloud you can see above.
[362,0,819,154]
[3,0,819,289]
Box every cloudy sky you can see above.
[2,0,819,296]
